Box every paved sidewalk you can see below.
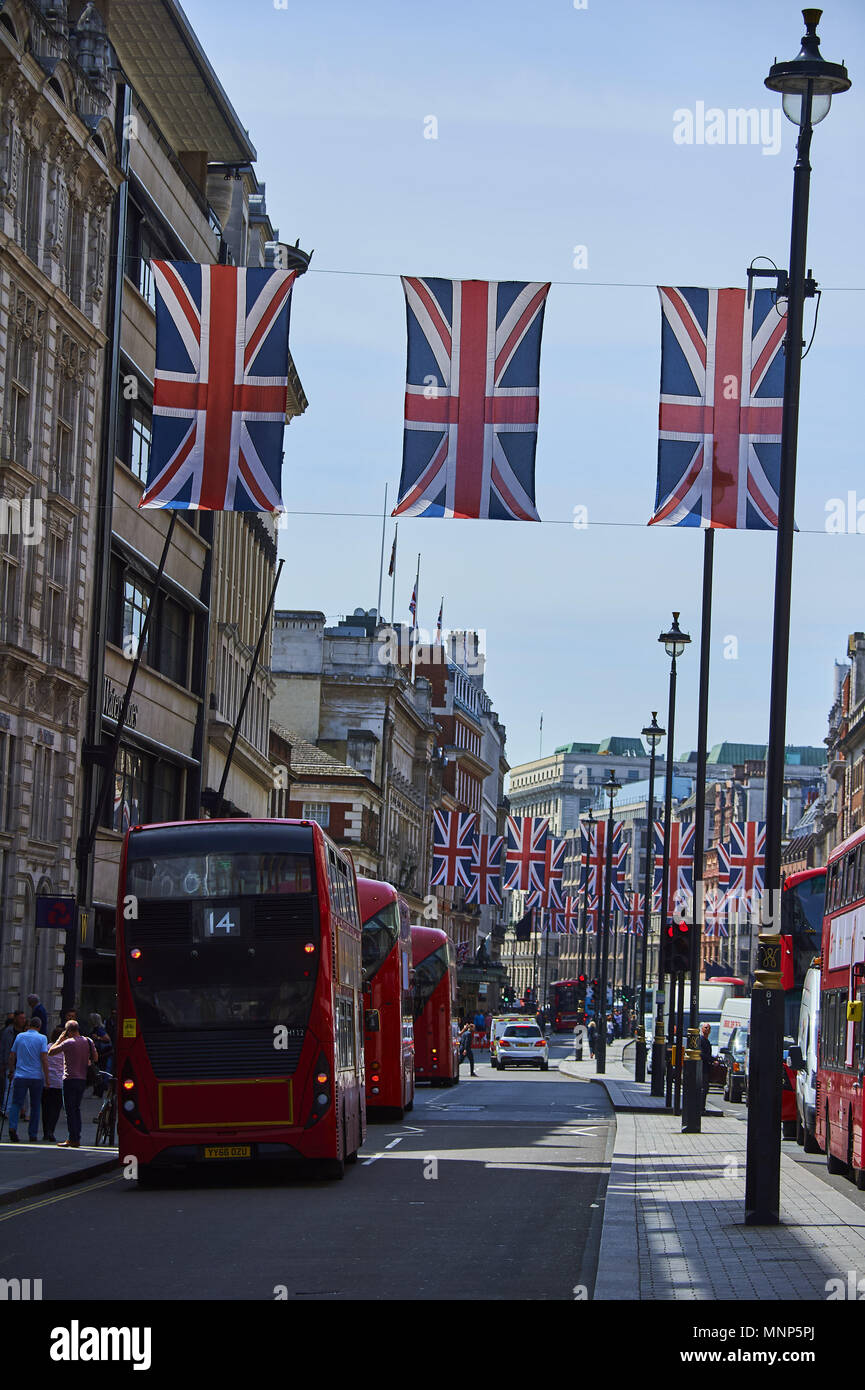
[559,1044,723,1114]
[560,1046,865,1300]
[0,1089,119,1205]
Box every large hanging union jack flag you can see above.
[718,821,766,900]
[584,892,600,935]
[554,896,580,935]
[465,833,503,906]
[431,810,478,888]
[581,820,628,911]
[503,815,549,893]
[393,278,550,521]
[141,262,297,511]
[703,888,728,939]
[650,287,786,530]
[652,821,696,918]
[626,893,645,936]
[527,836,565,910]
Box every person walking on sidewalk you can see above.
[41,1026,65,1142]
[26,994,48,1035]
[459,1020,477,1077]
[587,1018,597,1058]
[6,1017,49,1142]
[48,1021,98,1148]
[699,1022,713,1114]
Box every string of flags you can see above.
[138,263,788,534]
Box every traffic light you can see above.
[577,973,586,985]
[670,921,691,974]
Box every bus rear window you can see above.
[127,852,313,900]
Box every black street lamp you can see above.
[653,613,691,1100]
[636,712,665,1083]
[746,8,850,1225]
[596,769,621,1075]
[579,807,595,1006]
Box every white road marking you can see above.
[384,1138,403,1150]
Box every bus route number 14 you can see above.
[204,909,240,938]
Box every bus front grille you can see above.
[143,1029,305,1078]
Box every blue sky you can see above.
[183,0,865,768]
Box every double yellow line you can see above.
[0,1172,122,1223]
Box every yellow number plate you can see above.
[203,1145,252,1160]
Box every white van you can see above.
[794,967,821,1153]
[718,998,751,1051]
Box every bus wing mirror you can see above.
[788,1044,804,1071]
[364,1009,380,1034]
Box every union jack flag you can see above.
[554,896,580,935]
[582,820,627,912]
[625,893,645,936]
[393,278,550,521]
[703,888,728,938]
[584,893,600,935]
[503,816,549,894]
[527,836,565,910]
[650,287,786,530]
[455,940,472,964]
[409,581,417,623]
[141,262,297,511]
[718,821,766,900]
[465,833,503,906]
[431,810,478,888]
[652,821,696,919]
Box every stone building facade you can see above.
[0,0,122,1017]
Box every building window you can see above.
[0,731,16,831]
[303,803,330,828]
[54,375,78,497]
[31,744,55,842]
[156,595,189,686]
[7,328,35,464]
[43,532,68,646]
[151,760,183,824]
[122,575,151,662]
[111,747,145,833]
[118,382,153,484]
[0,508,20,643]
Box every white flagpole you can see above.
[376,483,388,624]
[411,552,420,684]
[390,522,398,625]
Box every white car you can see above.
[496,1023,549,1071]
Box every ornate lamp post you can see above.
[746,8,850,1224]
[596,769,621,1075]
[636,712,665,1083]
[652,613,691,1100]
[579,807,595,1007]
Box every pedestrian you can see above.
[699,1022,713,1114]
[0,1014,16,1108]
[473,1007,485,1035]
[48,1020,98,1148]
[587,1018,597,1058]
[26,993,48,1035]
[6,1016,49,1142]
[41,1026,65,1142]
[606,1015,615,1045]
[88,1013,111,1096]
[459,1020,477,1077]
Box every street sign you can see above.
[35,895,75,930]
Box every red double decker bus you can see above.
[357,877,415,1120]
[411,925,459,1086]
[816,828,865,1184]
[550,978,585,1032]
[116,819,366,1185]
[781,866,826,1030]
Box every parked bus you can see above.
[116,818,366,1185]
[815,827,865,1185]
[357,877,415,1120]
[781,866,827,1036]
[550,979,584,1033]
[411,925,459,1085]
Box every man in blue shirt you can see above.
[26,994,48,1034]
[7,1017,49,1142]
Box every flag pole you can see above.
[376,483,388,624]
[411,552,420,684]
[215,557,284,810]
[390,522,398,625]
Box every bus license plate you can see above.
[203,1145,252,1160]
